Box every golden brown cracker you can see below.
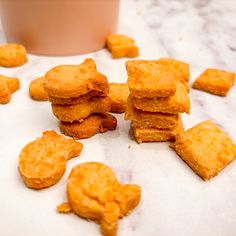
[125,96,179,129]
[158,58,190,82]
[192,68,235,96]
[132,116,183,143]
[171,120,236,180]
[60,162,141,236]
[132,80,190,114]
[60,113,117,139]
[0,43,27,67]
[52,96,111,122]
[29,77,49,101]
[0,77,11,104]
[0,75,20,104]
[108,83,129,113]
[6,78,20,93]
[106,34,139,58]
[18,130,83,189]
[126,60,176,98]
[49,90,107,105]
[44,58,109,98]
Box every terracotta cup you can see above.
[0,0,120,55]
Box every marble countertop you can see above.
[0,0,236,236]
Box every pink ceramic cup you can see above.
[0,0,120,56]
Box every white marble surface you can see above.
[0,0,236,236]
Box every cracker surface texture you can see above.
[157,58,190,82]
[132,116,183,143]
[106,34,139,58]
[192,68,235,96]
[60,113,117,139]
[0,75,20,104]
[18,130,83,189]
[125,96,179,129]
[49,90,106,105]
[171,120,236,180]
[29,77,49,101]
[132,80,190,114]
[126,60,176,98]
[108,83,129,113]
[52,96,111,122]
[0,43,27,67]
[61,162,141,236]
[44,58,109,98]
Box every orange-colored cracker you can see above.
[171,120,236,180]
[29,77,49,101]
[108,83,129,113]
[44,58,109,99]
[132,116,183,143]
[0,77,10,104]
[49,90,106,105]
[126,60,176,98]
[60,113,117,139]
[106,34,139,58]
[125,96,179,129]
[57,162,141,236]
[157,58,190,82]
[132,80,190,114]
[18,130,83,189]
[57,202,72,214]
[192,68,235,96]
[0,74,20,104]
[52,96,111,122]
[0,43,27,67]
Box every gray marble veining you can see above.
[0,1,235,236]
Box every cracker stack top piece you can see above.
[44,58,109,100]
[126,60,176,98]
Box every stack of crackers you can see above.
[125,59,190,143]
[43,58,117,139]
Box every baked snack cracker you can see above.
[126,60,176,98]
[52,96,111,122]
[192,68,235,96]
[49,90,106,105]
[132,80,190,114]
[108,83,129,113]
[57,162,141,236]
[44,58,109,98]
[157,58,190,82]
[0,77,10,104]
[0,43,27,67]
[60,113,117,139]
[29,77,49,101]
[171,120,236,180]
[106,34,139,58]
[0,75,20,104]
[18,130,83,189]
[125,96,179,129]
[132,116,183,143]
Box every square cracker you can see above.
[126,60,176,98]
[125,96,179,129]
[192,68,235,96]
[106,34,139,58]
[132,116,183,143]
[108,83,129,113]
[132,80,190,114]
[157,58,190,82]
[171,120,236,180]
